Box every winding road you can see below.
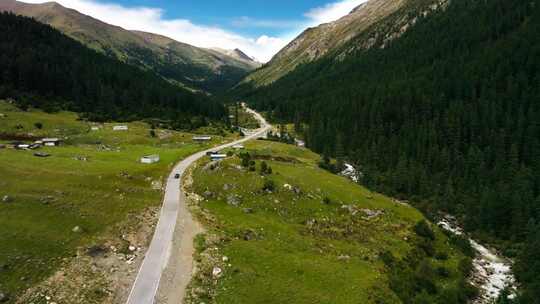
[126,107,270,304]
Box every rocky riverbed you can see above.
[438,217,516,303]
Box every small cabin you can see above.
[141,154,160,164]
[16,144,30,150]
[210,154,227,161]
[193,136,212,142]
[113,125,128,131]
[232,144,245,150]
[29,143,41,150]
[295,139,306,147]
[42,138,62,146]
[91,126,100,131]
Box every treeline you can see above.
[0,12,225,125]
[237,0,540,301]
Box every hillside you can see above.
[238,0,540,302]
[0,100,237,303]
[184,140,475,303]
[0,12,225,123]
[0,0,260,93]
[240,0,437,87]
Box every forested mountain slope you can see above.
[0,12,225,124]
[240,0,441,87]
[0,0,260,93]
[238,0,540,302]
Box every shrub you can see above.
[436,266,450,278]
[149,129,156,137]
[322,196,332,205]
[414,259,437,294]
[435,251,449,260]
[414,220,436,240]
[262,179,275,192]
[34,122,43,129]
[260,161,271,175]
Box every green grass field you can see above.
[187,140,471,304]
[0,101,236,301]
[228,105,260,129]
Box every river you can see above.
[438,217,516,303]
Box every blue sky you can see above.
[23,0,368,61]
[120,0,333,36]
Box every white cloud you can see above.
[305,0,368,25]
[20,0,368,62]
[20,0,288,62]
[231,16,303,29]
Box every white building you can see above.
[42,138,61,146]
[232,144,245,150]
[193,136,212,142]
[295,139,306,147]
[141,155,160,164]
[91,126,100,131]
[113,125,128,131]
[210,154,227,161]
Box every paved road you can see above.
[126,107,269,304]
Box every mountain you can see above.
[241,0,414,87]
[238,0,540,302]
[0,0,259,93]
[209,47,258,65]
[0,12,225,123]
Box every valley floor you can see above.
[0,101,236,303]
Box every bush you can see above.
[449,234,475,258]
[34,122,43,129]
[458,257,473,276]
[418,238,435,257]
[239,152,251,167]
[436,266,450,278]
[414,220,436,240]
[414,259,437,294]
[322,196,332,205]
[262,179,275,192]
[380,250,396,267]
[435,251,449,260]
[149,129,156,137]
[260,161,272,175]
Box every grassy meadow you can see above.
[0,101,236,301]
[187,140,472,304]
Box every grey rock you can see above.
[203,191,214,199]
[1,195,12,203]
[243,208,254,214]
[0,292,9,302]
[227,194,241,206]
[72,226,83,233]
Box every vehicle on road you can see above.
[174,173,180,179]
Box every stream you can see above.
[438,217,516,303]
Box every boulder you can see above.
[1,195,12,203]
[212,267,222,278]
[226,194,241,206]
[72,226,83,233]
[0,292,9,303]
[243,208,254,214]
[203,191,214,199]
[338,255,351,261]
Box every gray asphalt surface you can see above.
[126,108,269,304]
